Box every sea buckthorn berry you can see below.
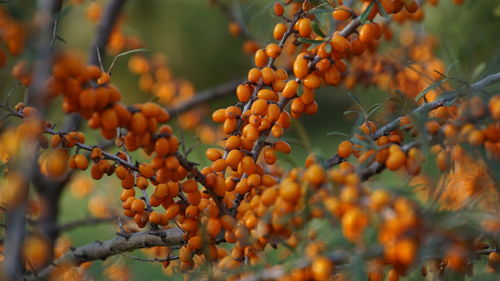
[265,43,281,58]
[359,24,375,43]
[386,150,406,171]
[337,140,353,158]
[306,164,326,186]
[325,67,340,85]
[212,108,226,123]
[254,49,268,67]
[241,156,256,175]
[211,158,227,172]
[226,149,244,170]
[182,179,198,193]
[206,148,222,162]
[273,23,287,40]
[274,140,291,154]
[247,67,261,83]
[74,154,89,170]
[131,112,147,134]
[251,99,268,115]
[136,176,149,190]
[297,18,312,37]
[50,135,61,148]
[236,84,252,103]
[225,106,241,119]
[282,80,299,98]
[225,136,241,150]
[261,67,276,84]
[293,58,309,79]
[303,74,321,89]
[332,6,351,21]
[138,163,154,178]
[273,2,284,16]
[331,35,350,52]
[257,89,278,101]
[228,21,241,36]
[131,199,145,213]
[206,218,222,238]
[311,256,333,281]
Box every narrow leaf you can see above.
[326,131,350,138]
[414,78,448,102]
[359,1,375,24]
[297,38,325,45]
[367,103,382,118]
[312,21,326,38]
[376,1,389,18]
[108,48,151,73]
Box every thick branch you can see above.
[88,0,127,66]
[21,228,184,281]
[166,78,243,116]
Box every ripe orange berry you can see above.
[303,74,321,89]
[386,150,406,171]
[254,49,268,67]
[332,6,351,21]
[165,203,180,220]
[247,67,261,83]
[274,140,291,154]
[273,2,284,16]
[74,154,89,170]
[236,84,252,103]
[131,199,145,213]
[206,218,222,237]
[261,67,276,84]
[280,179,300,203]
[282,80,299,98]
[226,149,244,170]
[337,140,353,158]
[331,35,350,52]
[212,109,226,123]
[265,43,281,58]
[228,21,241,36]
[293,58,309,79]
[273,23,287,40]
[139,163,154,178]
[251,99,268,115]
[311,256,333,281]
[297,18,312,37]
[359,24,375,43]
[305,164,326,186]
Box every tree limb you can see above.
[21,228,184,281]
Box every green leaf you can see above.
[359,0,375,24]
[314,13,326,26]
[343,110,360,116]
[307,8,334,14]
[367,103,382,118]
[414,78,448,102]
[297,38,325,45]
[346,92,367,117]
[326,131,350,138]
[312,21,326,38]
[471,62,486,81]
[108,48,151,73]
[376,1,389,18]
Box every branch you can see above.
[57,216,116,232]
[211,0,255,41]
[88,0,127,66]
[325,72,500,168]
[166,78,243,116]
[21,228,184,281]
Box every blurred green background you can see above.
[2,0,499,280]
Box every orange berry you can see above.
[311,256,333,281]
[206,218,222,237]
[254,49,268,67]
[337,140,353,158]
[359,24,375,43]
[236,84,252,103]
[293,58,308,79]
[273,23,287,40]
[265,43,281,58]
[212,108,226,123]
[297,18,312,37]
[331,35,350,52]
[386,150,406,171]
[332,6,351,21]
[274,140,291,154]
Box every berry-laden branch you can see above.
[21,227,184,281]
[325,71,500,168]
